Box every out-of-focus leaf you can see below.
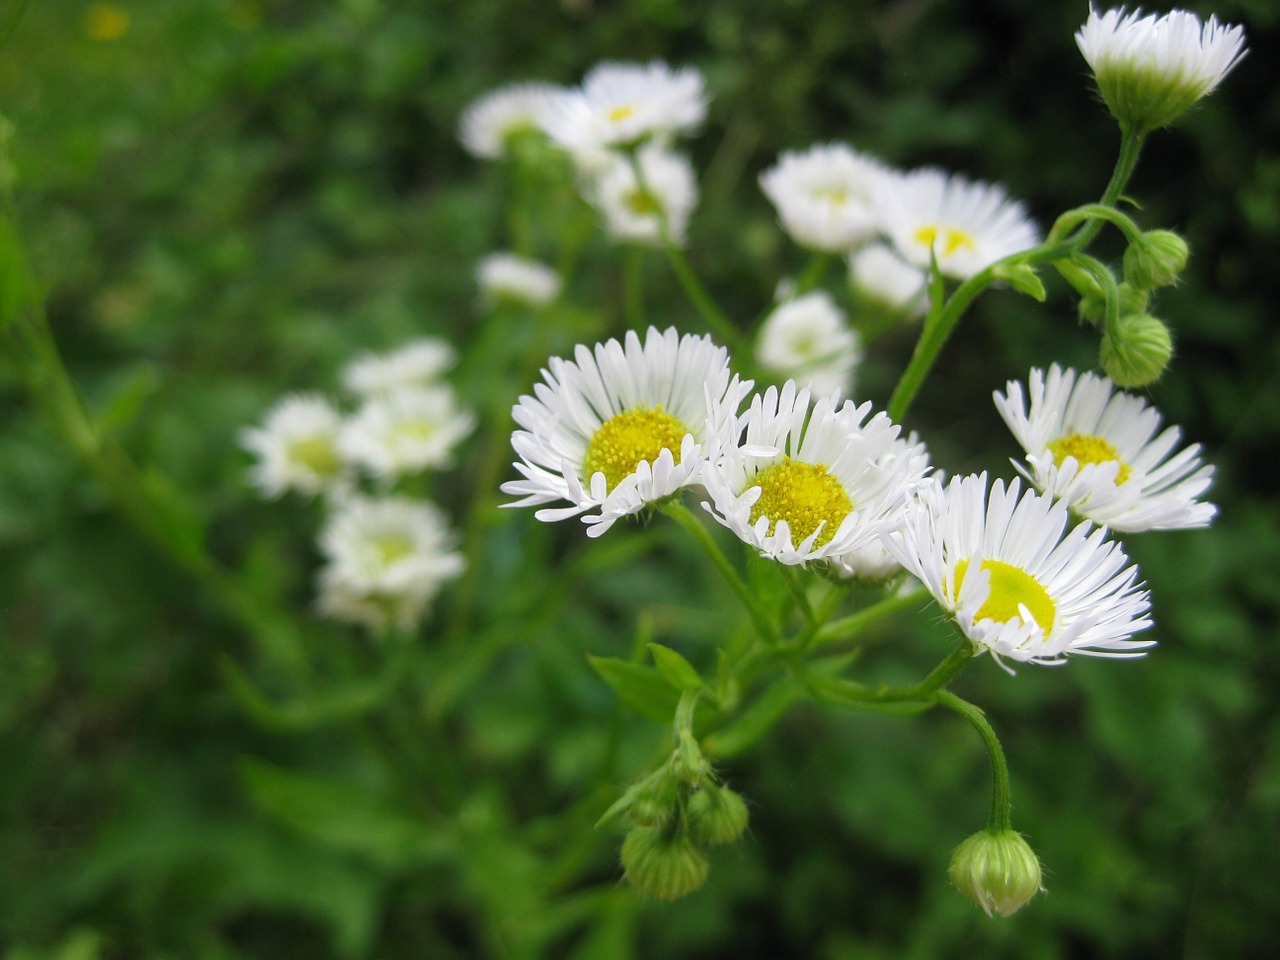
[648,642,703,691]
[587,654,680,724]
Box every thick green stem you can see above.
[936,690,1012,832]
[1067,130,1145,249]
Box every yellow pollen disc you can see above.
[625,189,661,216]
[816,188,849,206]
[389,419,438,445]
[913,225,977,258]
[584,406,690,493]
[954,558,1056,633]
[747,458,852,548]
[1048,433,1131,484]
[608,105,635,123]
[371,535,414,566]
[287,436,340,477]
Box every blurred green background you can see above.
[2,0,1278,957]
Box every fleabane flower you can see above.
[543,61,707,155]
[477,252,562,309]
[591,143,697,247]
[459,82,563,159]
[342,339,456,398]
[876,168,1039,279]
[316,495,464,634]
[340,386,475,478]
[755,291,862,399]
[848,243,928,319]
[1076,6,1246,134]
[993,364,1215,532]
[501,327,750,537]
[758,143,892,252]
[240,393,348,498]
[885,474,1153,667]
[701,381,926,566]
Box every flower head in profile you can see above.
[701,382,926,566]
[459,82,563,159]
[994,364,1215,533]
[502,327,750,537]
[240,393,348,498]
[1076,6,1246,134]
[885,474,1153,667]
[477,252,562,309]
[317,495,464,634]
[340,387,475,479]
[755,291,862,399]
[759,143,892,252]
[591,143,697,247]
[876,169,1039,279]
[543,61,707,155]
[342,339,456,398]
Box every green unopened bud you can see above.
[948,829,1043,918]
[1124,230,1189,290]
[686,782,749,846]
[1100,313,1173,387]
[1077,290,1105,327]
[621,825,709,900]
[1117,282,1149,316]
[673,730,710,785]
[629,771,679,828]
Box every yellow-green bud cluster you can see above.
[1124,230,1189,291]
[948,828,1044,918]
[1101,312,1173,388]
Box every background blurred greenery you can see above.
[1,0,1278,957]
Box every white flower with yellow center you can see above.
[591,143,697,247]
[477,252,562,309]
[459,82,563,159]
[994,365,1215,532]
[340,386,475,478]
[755,291,861,400]
[543,61,707,155]
[701,381,925,566]
[847,243,928,319]
[502,327,750,538]
[342,339,456,398]
[1076,6,1246,134]
[759,143,892,252]
[886,474,1153,666]
[316,495,464,634]
[240,393,348,498]
[876,168,1039,280]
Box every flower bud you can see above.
[1100,313,1173,388]
[686,782,749,846]
[1124,230,1189,290]
[621,825,709,900]
[1117,282,1150,316]
[948,829,1043,918]
[628,771,679,828]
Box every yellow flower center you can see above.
[608,105,636,123]
[389,419,438,446]
[625,189,662,216]
[913,225,977,258]
[748,458,852,547]
[954,558,1056,633]
[584,406,690,492]
[1047,433,1131,484]
[371,535,414,566]
[287,436,340,478]
[816,188,850,206]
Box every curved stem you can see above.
[936,690,1012,832]
[1067,130,1145,250]
[805,586,930,652]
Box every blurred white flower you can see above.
[342,339,456,398]
[848,243,928,319]
[459,82,563,158]
[591,143,697,247]
[240,393,347,498]
[477,252,562,309]
[759,143,891,252]
[755,291,861,399]
[340,386,475,478]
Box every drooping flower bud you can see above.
[686,782,749,847]
[1100,313,1173,387]
[948,829,1044,918]
[1124,230,1189,290]
[621,825,709,900]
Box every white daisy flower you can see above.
[543,61,707,155]
[993,364,1216,533]
[459,82,563,159]
[316,495,464,634]
[340,386,475,479]
[847,243,928,319]
[759,143,892,252]
[1076,6,1247,134]
[501,326,750,538]
[885,474,1153,667]
[240,393,348,498]
[477,252,562,309]
[701,381,927,566]
[591,142,697,247]
[876,168,1040,280]
[755,291,861,399]
[342,339,456,398]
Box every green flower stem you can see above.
[936,690,1012,832]
[1066,130,1145,250]
[795,252,830,294]
[1049,203,1143,247]
[805,586,930,653]
[624,244,646,329]
[661,500,781,648]
[662,242,750,354]
[780,564,817,626]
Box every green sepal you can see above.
[992,263,1046,302]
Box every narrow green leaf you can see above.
[587,654,679,724]
[648,642,703,691]
[93,362,159,436]
[993,263,1047,302]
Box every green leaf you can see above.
[588,654,680,724]
[92,362,159,436]
[648,642,704,691]
[993,263,1047,301]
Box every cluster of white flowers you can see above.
[241,338,472,635]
